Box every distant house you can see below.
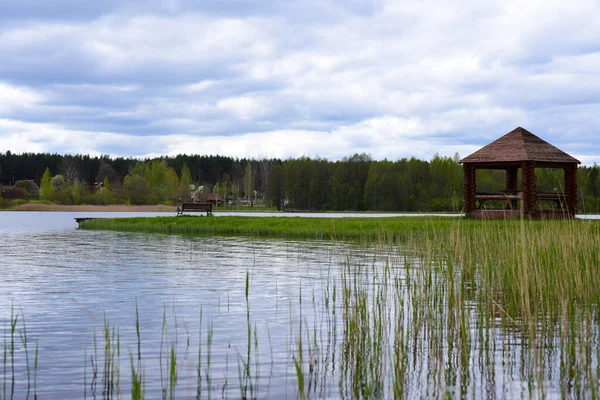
[14,180,40,197]
[206,193,223,205]
[90,181,103,193]
[27,180,40,196]
[192,185,206,202]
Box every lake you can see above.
[1,212,399,399]
[1,211,599,398]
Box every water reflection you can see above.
[1,213,375,398]
[1,212,599,398]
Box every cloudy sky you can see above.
[1,0,599,163]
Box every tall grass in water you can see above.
[130,304,144,400]
[289,217,600,398]
[86,315,121,399]
[6,217,600,397]
[1,309,38,400]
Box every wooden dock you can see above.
[75,217,102,226]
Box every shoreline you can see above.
[5,204,177,212]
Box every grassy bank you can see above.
[79,215,462,241]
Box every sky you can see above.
[0,0,599,163]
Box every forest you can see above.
[1,151,600,213]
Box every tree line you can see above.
[1,151,600,212]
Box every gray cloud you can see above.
[0,0,599,163]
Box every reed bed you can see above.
[5,216,600,398]
[290,217,600,398]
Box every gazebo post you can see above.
[521,161,536,217]
[505,167,518,192]
[504,167,519,210]
[463,164,476,214]
[564,165,578,216]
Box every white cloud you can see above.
[216,96,272,120]
[0,0,599,163]
[181,80,218,93]
[0,119,133,156]
[81,14,275,71]
[0,83,44,114]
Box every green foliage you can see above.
[3,151,600,212]
[1,186,28,200]
[51,175,66,192]
[40,168,54,200]
[123,175,150,205]
[214,172,232,203]
[230,183,239,205]
[364,160,411,211]
[143,160,179,204]
[71,180,89,205]
[131,161,148,177]
[52,188,73,204]
[330,153,371,211]
[14,180,37,196]
[178,164,192,201]
[103,179,117,204]
[267,164,284,210]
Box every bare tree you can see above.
[96,159,118,185]
[60,156,80,185]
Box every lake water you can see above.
[1,212,396,399]
[1,211,599,399]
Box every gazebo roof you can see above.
[459,127,580,164]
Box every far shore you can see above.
[5,203,177,212]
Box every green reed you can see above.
[7,216,600,398]
[284,217,600,398]
[131,303,144,400]
[0,309,38,400]
[237,271,260,400]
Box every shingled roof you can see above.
[459,127,580,164]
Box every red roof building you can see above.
[206,193,223,204]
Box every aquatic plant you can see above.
[6,216,600,398]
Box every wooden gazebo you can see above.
[460,127,580,218]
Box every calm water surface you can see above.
[0,212,388,398]
[1,211,599,398]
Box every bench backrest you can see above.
[181,203,212,211]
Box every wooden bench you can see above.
[536,192,565,209]
[475,192,566,210]
[176,202,212,216]
[475,192,521,210]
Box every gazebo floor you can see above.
[469,210,521,219]
[468,209,575,219]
